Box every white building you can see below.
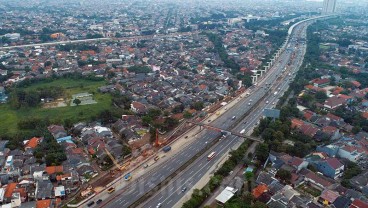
[337,145,363,162]
[322,0,337,14]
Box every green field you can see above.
[0,78,112,136]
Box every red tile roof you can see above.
[252,184,268,198]
[45,166,63,175]
[71,148,84,155]
[351,81,361,88]
[322,126,338,134]
[305,171,332,188]
[291,118,304,129]
[4,183,17,198]
[326,113,342,121]
[350,199,368,208]
[338,94,353,100]
[36,199,52,208]
[362,112,368,119]
[325,158,343,169]
[312,78,330,85]
[25,137,41,149]
[320,189,339,203]
[300,123,319,137]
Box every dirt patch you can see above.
[42,98,68,108]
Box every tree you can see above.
[255,143,269,162]
[315,91,327,102]
[276,169,292,183]
[252,202,267,208]
[245,171,254,192]
[183,111,192,119]
[73,98,81,106]
[191,101,204,111]
[172,104,184,114]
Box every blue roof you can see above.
[245,167,254,173]
[56,136,73,143]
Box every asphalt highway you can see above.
[139,20,310,208]
[92,16,324,208]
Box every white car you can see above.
[157,203,162,208]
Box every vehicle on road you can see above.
[272,102,275,105]
[124,173,132,181]
[243,121,247,124]
[107,187,115,194]
[157,203,162,208]
[231,116,236,120]
[207,151,216,161]
[216,111,220,115]
[154,156,160,161]
[87,201,95,207]
[182,187,187,192]
[163,146,171,153]
[143,164,148,168]
[208,119,211,122]
[240,129,245,134]
[274,91,278,96]
[96,199,102,204]
[184,136,188,139]
[248,102,251,106]
[266,100,269,104]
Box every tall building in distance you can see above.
[322,0,337,14]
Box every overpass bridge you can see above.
[186,120,264,143]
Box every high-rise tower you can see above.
[322,0,337,14]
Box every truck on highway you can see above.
[207,151,216,161]
[163,146,171,153]
[240,129,246,134]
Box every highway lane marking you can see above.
[159,138,236,205]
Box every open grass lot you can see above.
[0,78,112,136]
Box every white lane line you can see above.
[160,138,235,204]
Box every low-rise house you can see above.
[333,196,352,208]
[322,126,341,140]
[269,151,309,172]
[349,199,368,208]
[316,157,344,179]
[311,78,330,88]
[337,145,364,162]
[302,169,333,191]
[35,180,54,200]
[130,101,147,114]
[267,185,300,207]
[350,171,368,195]
[324,96,347,110]
[24,137,42,151]
[319,189,340,206]
[252,184,268,199]
[48,125,67,139]
[256,171,277,186]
